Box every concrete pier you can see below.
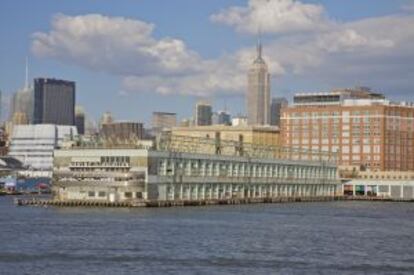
[15,196,344,208]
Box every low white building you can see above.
[8,124,78,171]
[344,179,414,200]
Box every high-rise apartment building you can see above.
[281,88,414,172]
[152,112,177,129]
[247,40,270,125]
[33,78,75,125]
[101,121,144,142]
[195,102,212,126]
[270,97,288,127]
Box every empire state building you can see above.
[246,40,270,125]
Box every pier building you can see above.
[52,135,340,204]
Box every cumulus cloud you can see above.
[31,13,284,96]
[210,0,329,34]
[32,13,201,76]
[31,4,414,98]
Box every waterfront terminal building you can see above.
[52,136,340,204]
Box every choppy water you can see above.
[0,196,413,274]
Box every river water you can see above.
[0,196,413,274]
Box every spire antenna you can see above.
[257,28,262,59]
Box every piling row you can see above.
[14,196,344,208]
[344,196,414,202]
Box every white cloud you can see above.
[32,13,284,97]
[210,0,329,34]
[31,7,414,99]
[32,14,201,76]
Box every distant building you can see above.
[75,106,85,135]
[0,127,8,156]
[8,124,78,170]
[195,102,212,126]
[85,118,99,136]
[152,112,177,129]
[12,88,33,124]
[281,88,414,172]
[232,116,248,127]
[11,112,28,125]
[247,40,270,125]
[33,78,75,125]
[101,121,144,142]
[179,118,191,127]
[214,111,231,125]
[270,97,288,126]
[99,111,114,128]
[212,111,231,125]
[11,59,33,123]
[170,125,280,151]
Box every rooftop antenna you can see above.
[24,57,29,90]
[257,27,262,59]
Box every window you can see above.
[98,191,106,197]
[124,192,133,198]
[88,191,95,197]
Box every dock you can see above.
[15,196,343,208]
[14,195,414,208]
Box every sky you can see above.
[1,0,414,126]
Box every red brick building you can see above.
[281,88,414,172]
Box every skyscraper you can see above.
[75,106,85,135]
[247,39,270,125]
[213,111,231,125]
[10,59,33,124]
[33,78,75,125]
[270,97,288,126]
[12,60,33,124]
[12,90,33,123]
[195,102,212,126]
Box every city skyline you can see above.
[1,0,414,124]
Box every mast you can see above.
[257,35,262,59]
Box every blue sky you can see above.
[1,0,414,125]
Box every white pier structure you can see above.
[153,151,339,201]
[52,144,340,203]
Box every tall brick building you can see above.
[281,88,414,172]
